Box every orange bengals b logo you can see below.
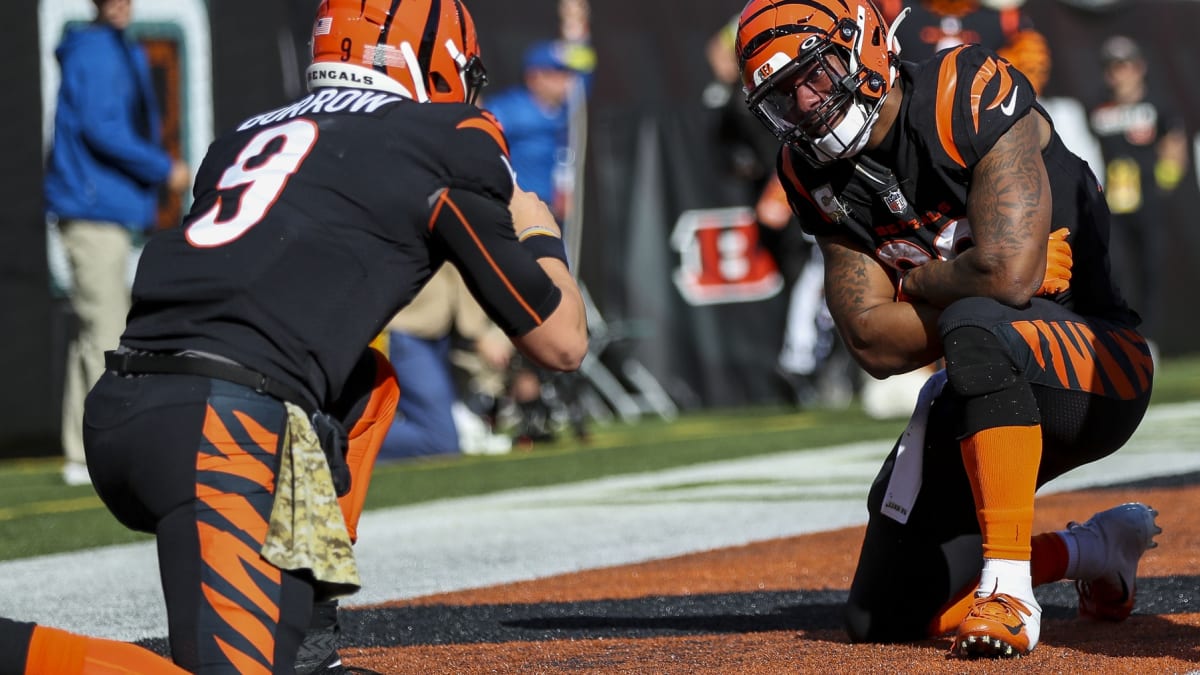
[758,63,774,81]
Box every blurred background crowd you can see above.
[3,0,1199,474]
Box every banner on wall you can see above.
[671,206,783,307]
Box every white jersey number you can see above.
[185,119,318,248]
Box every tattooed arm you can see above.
[901,111,1053,308]
[819,235,943,378]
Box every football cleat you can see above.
[951,592,1040,659]
[1070,502,1161,621]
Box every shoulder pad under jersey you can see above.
[907,44,1037,170]
[440,106,516,202]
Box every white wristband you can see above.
[517,225,560,242]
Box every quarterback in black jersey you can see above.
[0,1,586,673]
[738,0,1157,660]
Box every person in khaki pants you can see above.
[43,0,189,485]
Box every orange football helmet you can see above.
[736,0,902,162]
[308,0,488,104]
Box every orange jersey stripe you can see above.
[1034,320,1071,387]
[936,46,968,169]
[198,406,277,493]
[196,485,271,542]
[1012,319,1151,399]
[1011,320,1046,371]
[432,190,544,325]
[456,117,510,156]
[427,190,448,232]
[981,59,1015,119]
[203,583,276,670]
[197,521,282,621]
[211,631,273,675]
[1113,329,1154,391]
[232,410,280,457]
[1050,322,1100,394]
[1068,321,1137,399]
[778,148,827,220]
[969,56,997,133]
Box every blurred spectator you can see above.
[377,265,514,461]
[483,7,594,222]
[705,15,779,200]
[1087,35,1189,349]
[878,0,1050,95]
[44,0,189,486]
[483,0,595,443]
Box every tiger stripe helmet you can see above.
[308,0,488,104]
[736,0,902,162]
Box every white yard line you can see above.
[1,401,1196,641]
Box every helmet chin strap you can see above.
[810,102,873,163]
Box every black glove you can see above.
[309,412,351,497]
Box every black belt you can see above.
[104,350,318,416]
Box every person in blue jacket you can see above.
[44,0,190,486]
[484,38,594,224]
[483,32,596,444]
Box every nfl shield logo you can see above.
[883,186,908,215]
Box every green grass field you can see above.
[2,355,1197,562]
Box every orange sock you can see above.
[1031,531,1070,587]
[961,425,1042,560]
[25,625,187,674]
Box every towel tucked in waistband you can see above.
[261,403,361,601]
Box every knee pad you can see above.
[942,325,1039,434]
[942,325,1020,399]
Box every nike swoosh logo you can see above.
[1000,86,1019,116]
[1003,619,1025,636]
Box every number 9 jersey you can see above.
[123,87,560,409]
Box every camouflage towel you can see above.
[261,403,361,599]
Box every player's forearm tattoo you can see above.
[906,112,1052,307]
[822,242,872,316]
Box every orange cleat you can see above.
[951,592,1040,659]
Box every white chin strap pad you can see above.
[811,102,873,162]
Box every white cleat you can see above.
[1068,502,1161,621]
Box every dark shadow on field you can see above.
[1087,470,1200,490]
[336,577,1199,650]
[339,589,848,646]
[1035,577,1200,661]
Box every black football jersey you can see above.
[777,45,1132,322]
[1088,91,1182,214]
[123,87,561,406]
